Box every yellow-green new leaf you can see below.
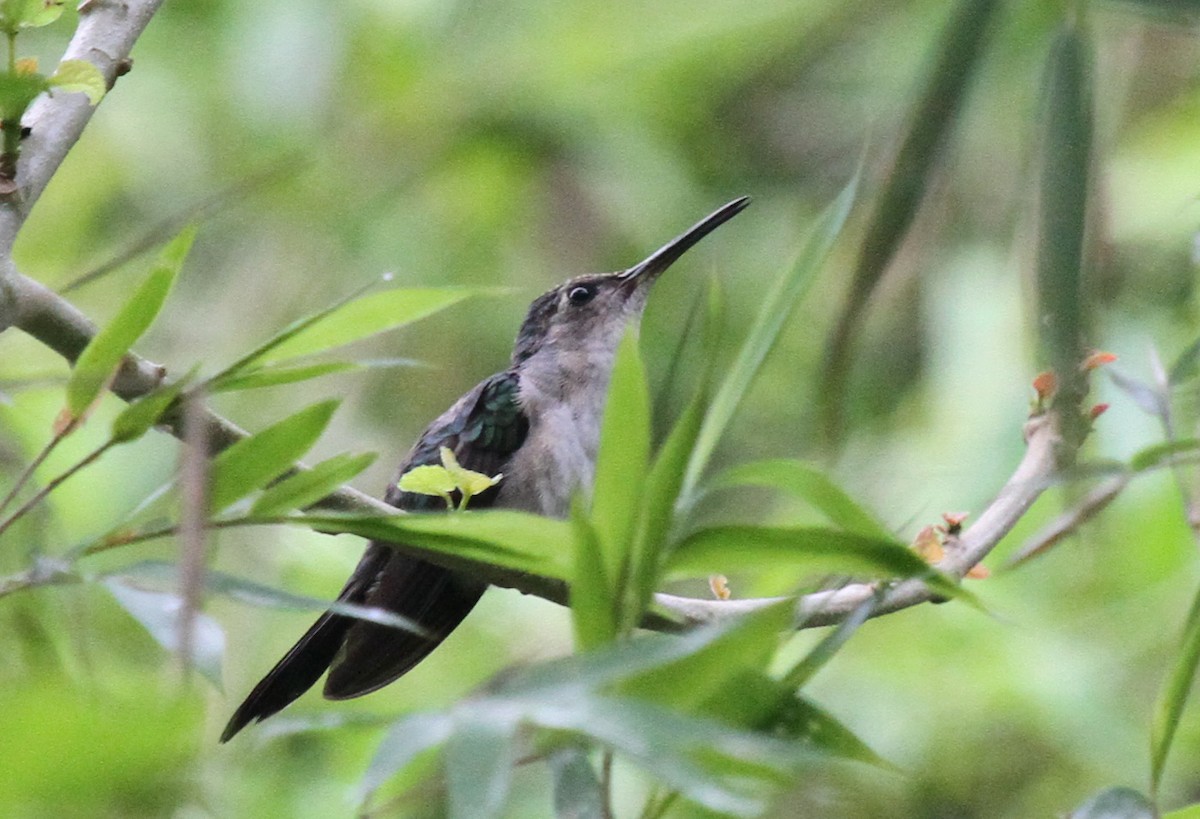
[439,447,502,500]
[49,59,105,105]
[397,464,457,505]
[67,226,196,416]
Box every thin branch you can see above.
[1004,471,1129,568]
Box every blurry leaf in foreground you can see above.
[208,399,339,513]
[550,746,604,819]
[1068,786,1156,819]
[1170,336,1200,385]
[1151,581,1200,796]
[1130,439,1200,473]
[444,712,519,819]
[102,577,224,689]
[1109,369,1169,421]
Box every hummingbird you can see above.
[220,196,750,741]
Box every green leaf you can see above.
[780,694,890,767]
[209,399,339,513]
[48,59,105,105]
[1131,439,1200,473]
[290,510,573,579]
[709,459,892,540]
[1151,582,1200,796]
[782,595,878,688]
[0,0,64,30]
[102,577,224,689]
[570,498,617,650]
[67,226,195,416]
[360,712,455,800]
[1069,786,1156,819]
[1164,803,1200,819]
[396,464,457,504]
[1170,336,1200,385]
[668,525,963,600]
[1035,22,1095,455]
[249,451,377,516]
[211,361,359,392]
[591,329,651,588]
[445,712,518,819]
[682,173,858,502]
[550,747,604,819]
[110,371,192,444]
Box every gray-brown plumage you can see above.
[220,196,749,741]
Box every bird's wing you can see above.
[220,372,528,741]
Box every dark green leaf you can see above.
[709,459,892,540]
[591,330,650,586]
[682,171,858,501]
[67,226,195,416]
[290,510,573,579]
[550,747,604,819]
[102,577,224,688]
[1069,786,1156,819]
[209,399,339,513]
[249,451,377,516]
[444,712,518,819]
[569,499,617,650]
[1035,23,1095,454]
[1151,582,1200,795]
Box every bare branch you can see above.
[1005,471,1128,567]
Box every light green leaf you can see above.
[709,459,892,540]
[397,464,457,504]
[445,712,518,819]
[67,226,195,416]
[110,371,193,443]
[102,577,224,689]
[1151,582,1200,796]
[48,58,105,104]
[681,174,858,502]
[290,510,573,579]
[591,329,650,590]
[1164,803,1200,819]
[570,497,617,650]
[209,399,339,513]
[440,447,502,503]
[0,69,47,120]
[211,361,359,392]
[249,451,377,516]
[0,0,63,30]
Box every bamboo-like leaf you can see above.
[1150,582,1200,796]
[249,451,377,516]
[681,173,858,502]
[1130,439,1200,473]
[1170,337,1200,385]
[668,525,965,601]
[591,330,651,588]
[212,361,359,392]
[1035,22,1095,455]
[110,371,193,443]
[102,577,224,688]
[570,498,617,650]
[208,400,339,513]
[783,595,878,689]
[67,226,195,416]
[290,510,573,579]
[709,459,891,540]
[818,0,999,439]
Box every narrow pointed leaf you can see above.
[591,329,651,586]
[570,499,617,649]
[1151,582,1200,795]
[209,399,339,513]
[102,577,224,688]
[290,510,573,579]
[110,371,193,443]
[784,595,878,688]
[67,226,195,415]
[212,362,360,392]
[710,459,891,540]
[682,173,858,501]
[249,451,377,516]
[1109,370,1168,420]
[1131,439,1200,473]
[1170,337,1200,385]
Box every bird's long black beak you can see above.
[619,196,751,287]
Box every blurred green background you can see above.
[2,0,1200,816]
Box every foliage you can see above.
[2,0,1200,817]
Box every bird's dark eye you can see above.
[567,284,597,306]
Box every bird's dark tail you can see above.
[220,545,486,742]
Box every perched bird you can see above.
[221,196,750,741]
